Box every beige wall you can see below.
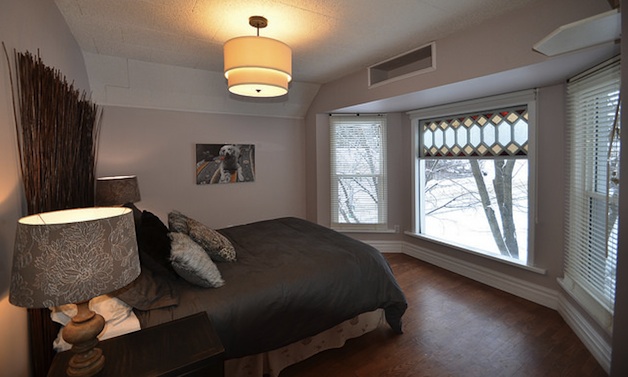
[96,106,306,228]
[0,0,91,375]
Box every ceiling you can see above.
[54,0,540,86]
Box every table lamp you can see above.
[95,175,141,206]
[9,207,140,377]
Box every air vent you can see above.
[368,42,435,87]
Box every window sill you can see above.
[404,231,546,275]
[557,276,613,334]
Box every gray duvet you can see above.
[134,217,407,359]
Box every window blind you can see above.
[330,115,388,230]
[564,56,620,329]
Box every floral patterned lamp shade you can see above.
[10,207,140,307]
[95,175,141,206]
[9,207,140,377]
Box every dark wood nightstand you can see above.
[47,312,224,377]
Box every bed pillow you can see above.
[187,217,236,262]
[137,210,176,275]
[169,232,225,288]
[114,250,180,310]
[168,210,189,234]
[168,210,236,262]
[50,294,141,351]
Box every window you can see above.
[409,91,536,264]
[330,115,388,231]
[562,56,620,330]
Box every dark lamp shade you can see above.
[9,207,140,308]
[95,175,141,206]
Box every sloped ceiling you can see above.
[53,0,545,117]
[54,0,540,84]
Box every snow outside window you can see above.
[330,115,388,231]
[409,91,536,265]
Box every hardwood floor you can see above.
[280,253,607,377]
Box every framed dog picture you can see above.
[195,144,255,184]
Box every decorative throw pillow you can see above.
[187,217,237,262]
[168,210,189,234]
[114,250,180,310]
[169,232,225,288]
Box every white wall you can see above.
[96,106,306,229]
[83,53,320,119]
[0,0,91,375]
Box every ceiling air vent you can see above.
[368,42,435,87]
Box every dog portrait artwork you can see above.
[196,144,255,185]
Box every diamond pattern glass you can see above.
[421,106,528,157]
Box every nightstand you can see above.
[47,312,224,377]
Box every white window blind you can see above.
[563,56,620,330]
[330,115,388,231]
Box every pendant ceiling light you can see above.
[224,16,292,97]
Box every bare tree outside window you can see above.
[424,159,528,259]
[331,116,387,230]
[417,104,530,262]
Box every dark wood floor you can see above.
[280,253,607,377]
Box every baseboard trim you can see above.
[366,240,403,254]
[366,239,611,373]
[366,240,557,309]
[557,293,612,374]
[403,242,558,309]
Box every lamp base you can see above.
[67,348,104,377]
[62,301,106,377]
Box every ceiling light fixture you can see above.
[224,16,292,97]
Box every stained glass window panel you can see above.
[420,106,528,157]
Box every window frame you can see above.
[560,56,620,333]
[408,90,537,266]
[330,114,389,232]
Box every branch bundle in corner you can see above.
[5,46,102,215]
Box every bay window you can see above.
[409,91,536,264]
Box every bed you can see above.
[41,209,408,376]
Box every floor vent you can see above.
[368,42,435,87]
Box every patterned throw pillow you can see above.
[169,232,224,288]
[187,217,237,262]
[168,210,189,234]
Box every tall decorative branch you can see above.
[6,47,101,214]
